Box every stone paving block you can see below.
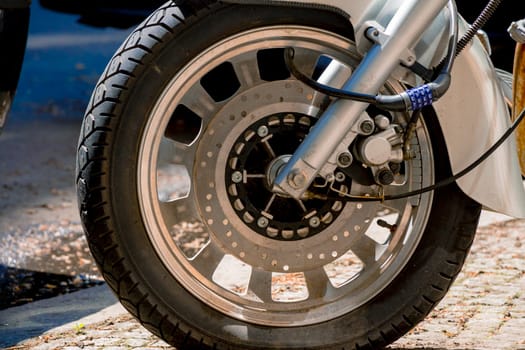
[9,217,525,350]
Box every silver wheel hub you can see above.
[266,154,291,190]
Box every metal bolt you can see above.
[337,152,353,168]
[376,169,394,185]
[335,172,346,182]
[309,216,321,228]
[257,125,269,137]
[359,120,375,135]
[389,162,401,174]
[231,171,243,183]
[257,217,269,228]
[288,170,307,189]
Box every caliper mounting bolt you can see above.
[359,120,375,135]
[376,169,395,185]
[337,152,353,168]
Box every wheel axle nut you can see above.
[288,169,307,189]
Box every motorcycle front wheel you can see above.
[77,2,482,349]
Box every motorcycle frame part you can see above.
[512,41,525,175]
[226,0,525,218]
[0,0,30,131]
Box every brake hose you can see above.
[286,0,504,111]
[285,0,460,111]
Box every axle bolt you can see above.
[288,170,307,189]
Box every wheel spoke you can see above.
[261,138,277,159]
[304,268,335,300]
[264,194,276,213]
[248,269,273,303]
[231,51,263,88]
[159,196,199,229]
[169,140,198,170]
[348,234,378,267]
[180,83,222,122]
[190,241,225,280]
[292,47,325,78]
[295,199,308,213]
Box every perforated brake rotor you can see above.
[193,80,377,272]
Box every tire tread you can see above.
[76,1,482,349]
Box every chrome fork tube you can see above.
[273,0,450,198]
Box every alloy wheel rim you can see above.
[137,26,434,326]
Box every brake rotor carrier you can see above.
[193,81,377,272]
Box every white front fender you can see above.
[434,38,525,218]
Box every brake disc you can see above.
[194,80,377,272]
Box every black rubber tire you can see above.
[76,2,482,349]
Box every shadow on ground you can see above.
[0,283,116,348]
[0,264,103,310]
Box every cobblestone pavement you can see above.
[5,215,525,350]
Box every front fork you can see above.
[273,0,450,198]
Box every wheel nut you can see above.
[288,170,307,189]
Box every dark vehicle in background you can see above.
[456,0,517,71]
[39,0,164,28]
[0,0,30,132]
[38,0,517,71]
